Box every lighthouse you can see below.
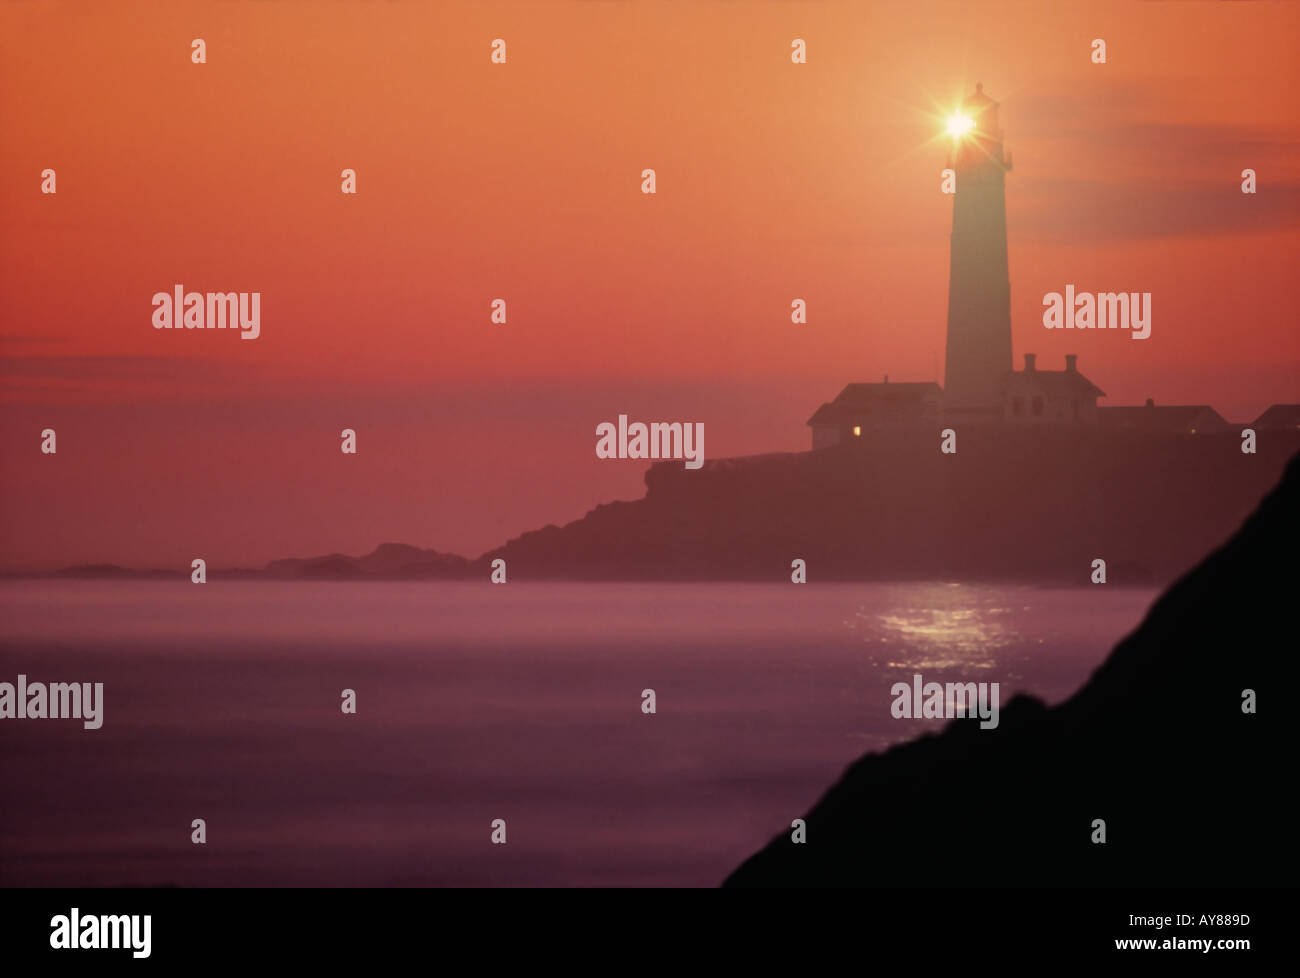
[804,83,1025,448]
[942,83,1013,419]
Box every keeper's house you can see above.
[807,381,943,449]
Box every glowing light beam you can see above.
[947,113,975,139]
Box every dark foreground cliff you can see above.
[724,451,1298,887]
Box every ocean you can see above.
[0,580,1158,887]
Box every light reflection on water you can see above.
[874,605,1014,669]
[844,584,1026,671]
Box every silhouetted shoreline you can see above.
[26,429,1300,586]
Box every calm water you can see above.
[0,581,1157,887]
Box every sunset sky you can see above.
[2,0,1297,570]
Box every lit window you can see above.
[852,426,862,437]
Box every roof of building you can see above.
[1098,404,1229,431]
[1003,368,1106,399]
[807,382,943,427]
[806,403,845,427]
[1251,404,1300,428]
[833,382,943,405]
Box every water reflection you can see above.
[857,586,1021,670]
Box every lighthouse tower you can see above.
[942,83,1013,419]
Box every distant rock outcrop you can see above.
[54,564,178,579]
[55,563,140,579]
[264,543,473,580]
[724,452,1296,887]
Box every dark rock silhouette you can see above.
[484,428,1300,584]
[724,453,1296,887]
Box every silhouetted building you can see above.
[1098,399,1229,435]
[942,83,1013,420]
[1251,404,1300,430]
[807,381,943,448]
[1002,353,1105,424]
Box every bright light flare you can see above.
[946,113,975,139]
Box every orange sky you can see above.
[2,0,1298,570]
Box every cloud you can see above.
[0,354,270,404]
[1,354,241,381]
[1014,176,1300,242]
[1006,78,1300,241]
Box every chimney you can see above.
[1145,397,1155,408]
[1023,353,1036,372]
[883,374,889,384]
[1064,354,1078,373]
